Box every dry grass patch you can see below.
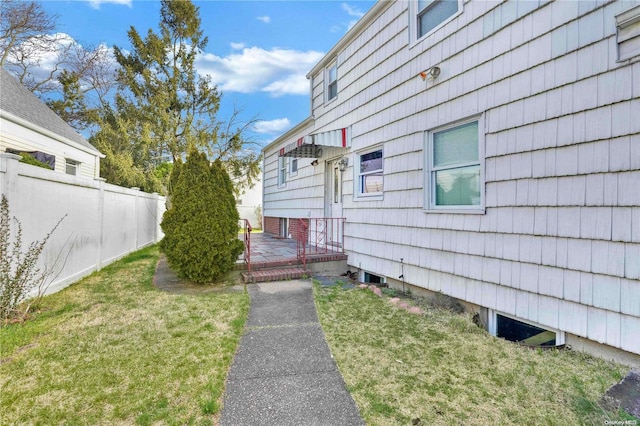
[315,284,632,425]
[0,246,249,425]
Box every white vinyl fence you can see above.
[0,153,166,296]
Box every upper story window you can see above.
[356,147,383,199]
[277,156,287,187]
[616,4,640,61]
[326,62,337,102]
[416,0,461,39]
[65,158,80,176]
[426,118,483,211]
[290,158,298,176]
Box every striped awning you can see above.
[279,127,350,158]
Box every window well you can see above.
[496,314,557,347]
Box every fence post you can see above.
[95,178,106,270]
[131,187,140,249]
[152,192,159,243]
[0,153,21,200]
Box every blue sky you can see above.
[38,0,376,146]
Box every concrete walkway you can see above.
[219,280,363,426]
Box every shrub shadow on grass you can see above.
[153,255,245,295]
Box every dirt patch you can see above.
[153,255,245,295]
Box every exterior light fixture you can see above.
[419,66,441,80]
[338,157,349,172]
[311,159,319,166]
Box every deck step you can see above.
[241,267,311,284]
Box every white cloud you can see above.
[254,118,291,134]
[230,42,245,50]
[196,46,323,97]
[86,0,132,10]
[329,3,366,33]
[341,3,365,18]
[256,16,271,24]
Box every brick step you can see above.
[241,267,311,284]
[236,253,347,272]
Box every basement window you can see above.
[363,272,384,284]
[489,311,564,347]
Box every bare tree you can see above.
[1,0,116,130]
[0,0,61,93]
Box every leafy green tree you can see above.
[160,148,244,283]
[90,106,164,193]
[97,0,260,195]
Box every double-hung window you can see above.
[290,158,298,176]
[427,119,483,210]
[357,148,383,198]
[65,158,80,176]
[416,0,460,39]
[326,62,337,102]
[277,156,287,187]
[615,4,640,61]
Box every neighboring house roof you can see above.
[0,67,102,156]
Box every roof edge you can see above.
[307,0,394,78]
[262,116,315,153]
[0,110,105,158]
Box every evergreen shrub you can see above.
[160,149,244,283]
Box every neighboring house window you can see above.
[278,156,287,187]
[65,159,80,176]
[616,4,640,61]
[416,0,461,39]
[427,118,483,210]
[357,148,383,197]
[290,158,298,176]
[326,62,337,101]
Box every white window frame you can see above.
[326,61,338,103]
[290,157,298,177]
[277,156,287,188]
[65,158,80,176]
[615,4,640,62]
[488,310,565,346]
[424,115,484,213]
[355,146,384,201]
[409,0,463,44]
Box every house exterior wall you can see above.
[263,0,640,358]
[0,154,165,296]
[237,178,263,228]
[1,115,101,180]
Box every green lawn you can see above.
[0,246,249,425]
[2,252,634,425]
[315,283,634,426]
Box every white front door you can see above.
[324,159,343,247]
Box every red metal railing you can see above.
[295,217,345,268]
[240,219,252,271]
